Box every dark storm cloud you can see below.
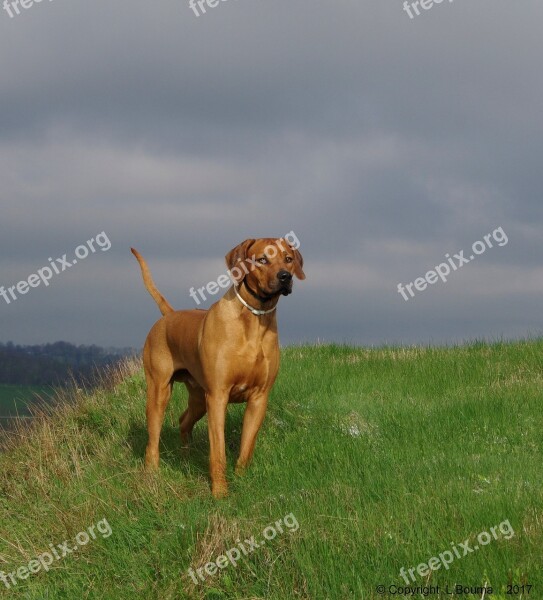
[0,0,541,346]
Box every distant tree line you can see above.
[0,341,139,386]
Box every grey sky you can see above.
[1,0,542,347]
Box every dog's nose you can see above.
[277,270,292,283]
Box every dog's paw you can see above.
[212,482,228,499]
[235,464,247,477]
[144,457,160,472]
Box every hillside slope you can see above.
[1,341,542,599]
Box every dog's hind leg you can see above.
[144,371,173,470]
[179,382,207,448]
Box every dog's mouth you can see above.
[261,286,290,299]
[274,280,293,296]
[280,284,292,296]
[247,278,292,301]
[256,283,292,299]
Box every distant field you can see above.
[0,384,54,420]
[0,341,541,599]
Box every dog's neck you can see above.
[242,279,278,304]
[232,281,279,316]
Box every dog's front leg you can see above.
[206,392,229,498]
[236,393,269,476]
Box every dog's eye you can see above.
[285,256,293,263]
[258,257,268,264]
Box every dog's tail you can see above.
[131,248,175,316]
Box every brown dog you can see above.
[131,238,305,498]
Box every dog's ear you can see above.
[225,239,255,285]
[289,245,305,280]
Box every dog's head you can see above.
[225,237,305,299]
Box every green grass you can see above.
[0,341,541,599]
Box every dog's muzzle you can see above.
[277,270,293,295]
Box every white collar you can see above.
[234,286,277,316]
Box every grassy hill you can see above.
[0,341,541,599]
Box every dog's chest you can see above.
[229,344,278,398]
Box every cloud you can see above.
[0,0,542,346]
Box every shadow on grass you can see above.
[127,409,244,475]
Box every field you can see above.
[0,341,541,599]
[0,384,53,421]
